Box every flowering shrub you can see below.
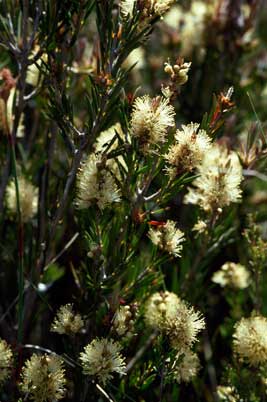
[0,1,267,401]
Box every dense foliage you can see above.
[1,1,267,401]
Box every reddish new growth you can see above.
[210,87,235,133]
[0,68,16,101]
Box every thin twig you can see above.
[96,384,115,402]
[8,131,24,344]
[144,188,162,202]
[49,146,84,242]
[203,329,219,402]
[247,91,266,145]
[22,344,77,368]
[36,127,56,272]
[159,363,166,402]
[126,331,158,373]
[48,87,116,255]
[0,294,19,324]
[243,169,267,182]
[22,343,58,355]
[44,232,79,270]
[0,148,11,214]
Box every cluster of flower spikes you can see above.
[144,291,205,383]
[50,304,128,386]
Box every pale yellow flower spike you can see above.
[217,385,240,402]
[167,301,205,352]
[51,304,84,335]
[144,291,181,330]
[148,220,185,257]
[184,144,243,213]
[0,338,13,386]
[120,0,175,20]
[76,153,121,210]
[112,304,139,338]
[165,123,211,177]
[6,176,38,223]
[212,262,250,289]
[120,0,135,18]
[80,338,126,385]
[173,350,200,383]
[233,315,267,366]
[130,95,175,152]
[144,291,205,352]
[20,354,66,402]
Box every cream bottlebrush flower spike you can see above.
[20,354,66,402]
[120,0,175,19]
[130,95,175,152]
[120,0,135,18]
[0,338,13,386]
[165,123,211,177]
[144,291,181,330]
[216,385,240,402]
[151,0,176,16]
[166,301,205,352]
[148,220,185,257]
[80,338,126,385]
[184,143,243,213]
[192,219,207,234]
[233,315,267,366]
[176,1,215,58]
[51,304,84,335]
[212,262,250,289]
[163,5,183,29]
[6,176,38,222]
[144,292,205,351]
[112,304,139,338]
[76,153,121,210]
[172,350,200,383]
